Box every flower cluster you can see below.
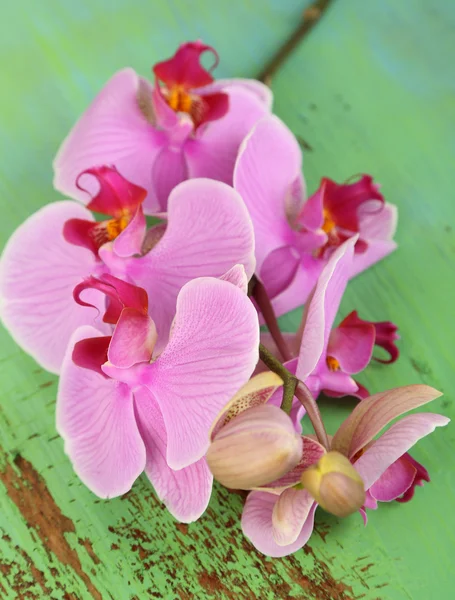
[0,41,448,557]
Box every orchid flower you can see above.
[261,238,399,400]
[54,41,272,213]
[0,170,255,372]
[234,115,398,317]
[57,268,259,522]
[239,384,448,557]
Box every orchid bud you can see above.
[300,451,365,517]
[206,405,302,490]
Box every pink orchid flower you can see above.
[57,268,259,522]
[234,115,398,317]
[241,385,448,557]
[53,41,272,213]
[262,238,399,400]
[0,170,255,373]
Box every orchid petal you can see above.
[122,178,255,351]
[359,202,398,240]
[0,201,106,373]
[113,208,146,257]
[319,371,359,397]
[296,238,356,381]
[354,413,449,490]
[134,387,212,522]
[260,246,301,299]
[272,488,315,546]
[185,86,270,186]
[331,385,443,458]
[270,256,324,318]
[327,314,375,374]
[368,455,417,502]
[53,69,166,214]
[194,78,273,110]
[153,41,218,89]
[349,239,397,279]
[57,326,146,497]
[242,491,317,557]
[144,277,259,469]
[219,264,249,293]
[151,146,188,212]
[233,114,301,272]
[108,308,157,368]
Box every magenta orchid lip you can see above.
[0,40,448,557]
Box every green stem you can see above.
[258,345,329,452]
[259,344,298,415]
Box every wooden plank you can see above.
[0,0,453,598]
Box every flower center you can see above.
[166,85,194,114]
[322,208,336,234]
[326,356,340,371]
[105,211,131,241]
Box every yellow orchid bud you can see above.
[300,451,365,517]
[206,405,302,490]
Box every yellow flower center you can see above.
[326,356,340,371]
[322,208,336,234]
[166,85,193,114]
[105,211,131,241]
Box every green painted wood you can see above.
[0,1,453,598]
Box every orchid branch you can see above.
[251,277,292,361]
[259,344,329,450]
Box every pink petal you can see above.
[354,413,449,490]
[195,78,273,110]
[296,238,356,381]
[332,385,443,458]
[56,326,146,497]
[349,240,397,279]
[260,246,301,299]
[144,277,259,469]
[219,264,249,293]
[0,201,106,374]
[272,488,315,546]
[368,455,417,502]
[108,308,157,368]
[185,86,270,186]
[120,178,256,351]
[151,146,188,212]
[359,202,398,240]
[320,371,359,397]
[53,69,166,214]
[242,491,317,557]
[233,115,301,272]
[72,335,110,375]
[270,256,324,318]
[327,313,375,374]
[113,208,146,257]
[134,387,212,522]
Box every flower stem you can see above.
[252,278,292,362]
[295,383,330,450]
[259,344,329,449]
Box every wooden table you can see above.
[1,1,453,598]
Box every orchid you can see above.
[261,238,399,400]
[57,268,259,522]
[237,384,448,557]
[234,115,398,317]
[53,41,272,213]
[0,169,255,372]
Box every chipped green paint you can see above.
[0,1,453,598]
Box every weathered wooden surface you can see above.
[1,1,454,598]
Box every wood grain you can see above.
[1,0,454,598]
